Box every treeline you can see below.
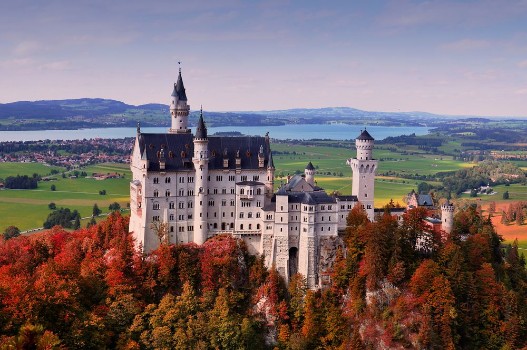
[3,175,38,189]
[43,208,81,229]
[0,138,133,156]
[378,133,444,147]
[0,209,526,349]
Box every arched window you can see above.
[153,202,160,210]
[240,224,244,230]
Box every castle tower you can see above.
[441,200,455,235]
[347,129,377,221]
[192,109,209,244]
[305,162,315,186]
[265,151,275,202]
[169,68,191,134]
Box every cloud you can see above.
[515,88,527,95]
[0,57,35,69]
[518,60,527,68]
[441,39,490,51]
[39,60,71,71]
[13,41,43,55]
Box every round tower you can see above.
[347,129,377,221]
[305,162,315,186]
[441,200,455,235]
[169,67,191,134]
[192,108,209,244]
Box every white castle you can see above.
[129,69,377,288]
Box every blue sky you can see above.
[1,0,527,116]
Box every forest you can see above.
[0,208,526,349]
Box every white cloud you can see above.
[514,88,527,95]
[13,41,43,55]
[39,60,71,71]
[518,60,527,68]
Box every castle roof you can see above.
[273,190,336,205]
[195,110,207,139]
[137,133,271,172]
[268,151,275,169]
[357,129,374,141]
[305,161,315,170]
[171,69,187,101]
[336,195,358,202]
[417,193,433,206]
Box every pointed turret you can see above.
[305,162,315,186]
[172,68,188,101]
[169,67,191,134]
[268,151,275,169]
[195,107,207,139]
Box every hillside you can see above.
[0,99,484,131]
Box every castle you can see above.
[128,69,452,288]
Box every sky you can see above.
[1,0,527,117]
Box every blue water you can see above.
[0,124,430,142]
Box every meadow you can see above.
[1,142,527,236]
[0,162,130,231]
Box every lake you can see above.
[0,124,431,142]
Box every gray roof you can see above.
[305,162,315,170]
[356,129,374,141]
[417,193,433,206]
[236,181,264,186]
[268,151,275,169]
[171,70,187,101]
[336,195,358,202]
[195,112,207,139]
[272,190,336,205]
[137,133,271,172]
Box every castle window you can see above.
[257,224,260,229]
[256,212,260,218]
[179,189,184,196]
[169,201,175,209]
[208,200,215,206]
[222,188,227,194]
[153,216,160,221]
[231,188,235,194]
[165,190,170,197]
[188,201,193,208]
[188,226,194,231]
[230,200,235,206]
[249,224,252,230]
[188,177,194,183]
[179,177,184,183]
[165,177,171,183]
[240,189,245,195]
[229,175,235,181]
[321,227,324,231]
[222,200,227,206]
[170,226,174,232]
[213,189,218,194]
[188,214,192,219]
[365,193,368,197]
[257,188,262,195]
[153,202,160,210]
[248,212,252,218]
[216,175,223,181]
[170,214,174,220]
[153,177,159,184]
[253,175,259,181]
[240,212,244,218]
[153,190,159,197]
[179,202,185,209]
[328,205,332,210]
[240,224,244,230]
[241,175,247,181]
[214,223,217,229]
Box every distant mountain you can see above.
[0,98,522,131]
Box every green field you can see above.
[0,162,64,179]
[458,183,527,201]
[0,163,130,231]
[1,141,527,232]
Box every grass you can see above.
[0,162,64,179]
[0,163,130,231]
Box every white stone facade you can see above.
[129,71,378,288]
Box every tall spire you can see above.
[172,66,187,101]
[268,151,275,169]
[195,106,207,139]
